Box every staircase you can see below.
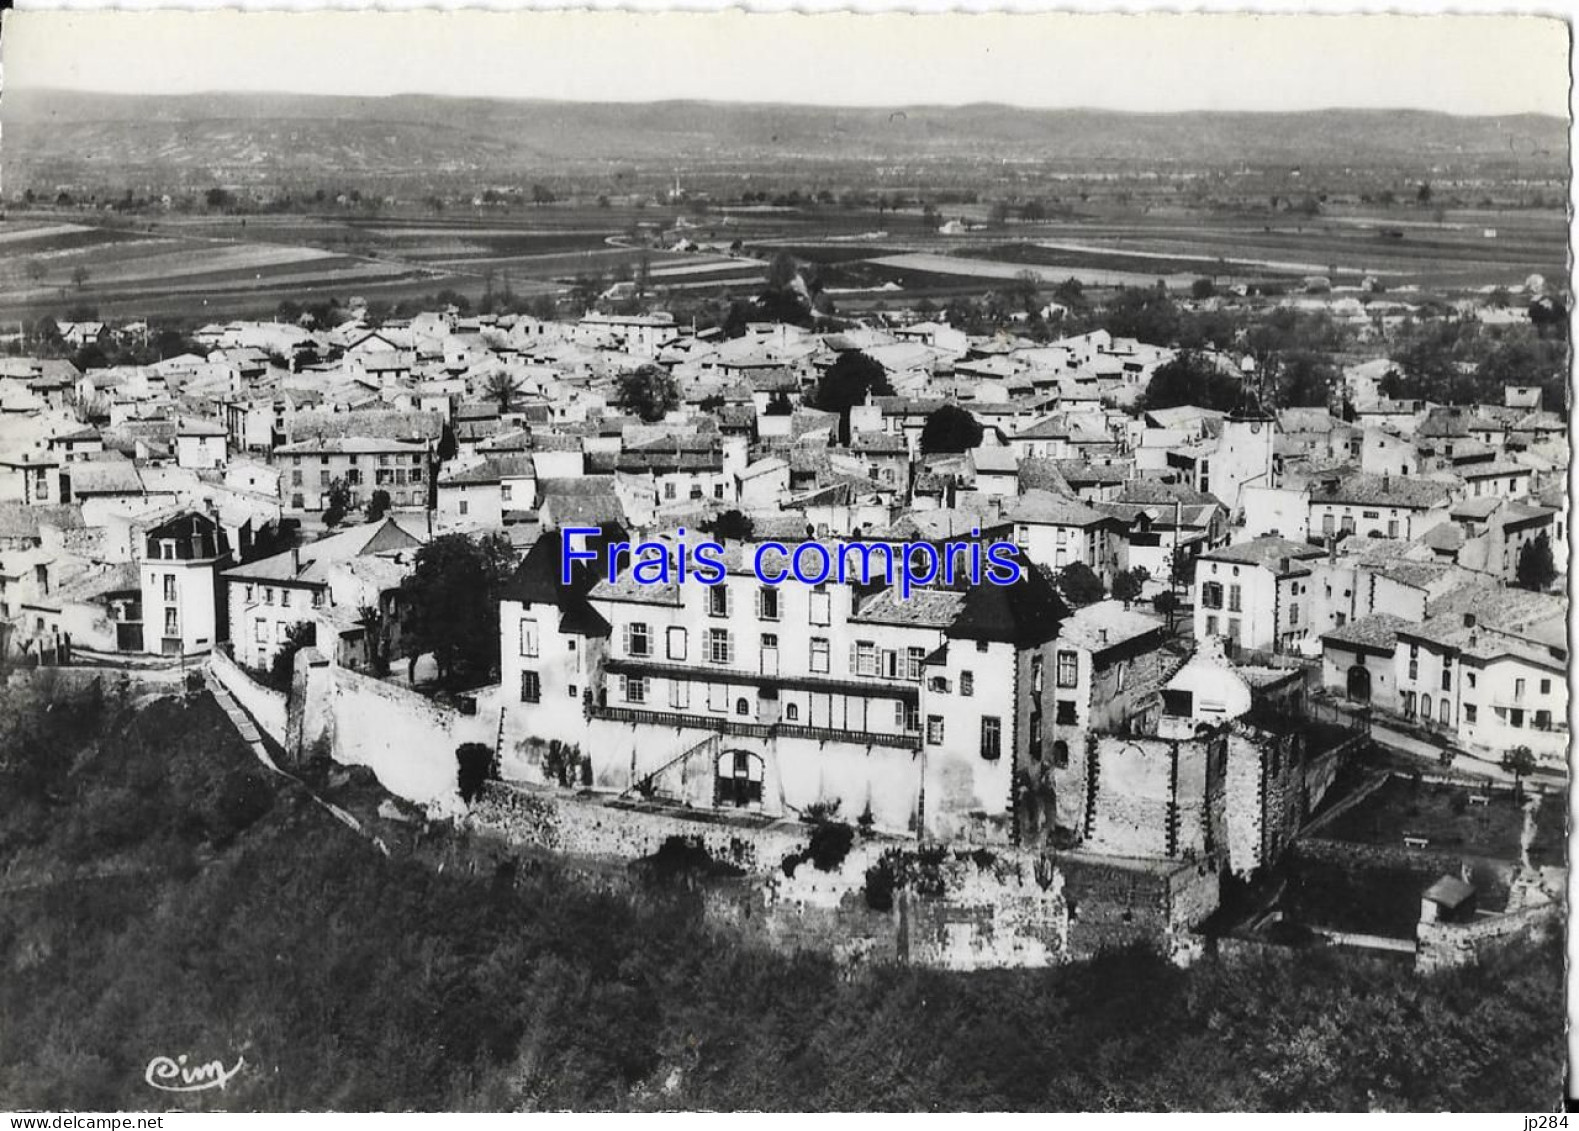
[621,731,722,800]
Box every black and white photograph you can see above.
[0,6,1569,1113]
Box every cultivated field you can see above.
[0,198,1564,324]
[869,252,1199,289]
[0,218,453,321]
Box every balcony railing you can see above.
[604,657,921,703]
[587,703,921,751]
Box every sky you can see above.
[1,8,1571,116]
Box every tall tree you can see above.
[483,371,524,414]
[1515,532,1557,592]
[766,251,799,292]
[1007,270,1043,316]
[357,605,389,677]
[1138,351,1248,414]
[321,478,352,528]
[920,404,984,454]
[1500,745,1537,803]
[1153,589,1180,630]
[1112,567,1149,608]
[1104,286,1181,346]
[1056,562,1106,607]
[400,532,518,687]
[813,351,892,443]
[1477,340,1567,410]
[270,622,317,691]
[617,363,680,423]
[814,350,890,414]
[700,509,754,542]
[1275,350,1339,408]
[364,489,392,523]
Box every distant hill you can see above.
[3,89,1567,190]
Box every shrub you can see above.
[539,739,585,788]
[802,798,842,824]
[910,844,949,896]
[864,855,897,912]
[806,822,855,872]
[636,835,743,881]
[782,821,856,876]
[456,741,498,803]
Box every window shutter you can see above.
[894,701,905,726]
[622,624,630,655]
[849,643,857,673]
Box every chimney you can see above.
[1382,472,1391,492]
[291,546,301,576]
[1279,556,1291,574]
[1098,628,1109,646]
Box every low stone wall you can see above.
[1292,834,1514,883]
[1416,901,1562,974]
[208,647,287,744]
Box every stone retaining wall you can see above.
[208,647,287,743]
[469,781,1074,970]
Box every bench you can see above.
[1403,835,1430,849]
[1467,794,1491,807]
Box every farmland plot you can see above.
[869,252,1198,289]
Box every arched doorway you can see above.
[1346,664,1372,702]
[715,749,764,808]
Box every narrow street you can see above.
[1324,697,1568,792]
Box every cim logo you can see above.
[144,1054,245,1094]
